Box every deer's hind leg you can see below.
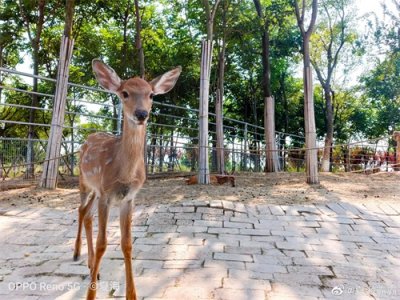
[120,198,137,300]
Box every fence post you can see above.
[40,1,75,188]
[40,36,74,188]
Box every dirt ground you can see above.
[0,172,398,211]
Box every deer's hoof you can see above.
[73,253,80,261]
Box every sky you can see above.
[356,0,384,17]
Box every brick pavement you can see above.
[0,200,399,299]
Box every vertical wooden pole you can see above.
[198,40,212,184]
[40,0,75,188]
[40,36,74,188]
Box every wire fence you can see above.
[0,66,398,187]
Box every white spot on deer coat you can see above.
[93,166,101,174]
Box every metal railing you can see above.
[1,66,308,183]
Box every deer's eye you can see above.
[122,91,129,98]
[149,93,154,99]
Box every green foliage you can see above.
[0,0,398,152]
[360,0,400,138]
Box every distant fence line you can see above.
[0,66,397,184]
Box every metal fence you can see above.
[0,66,309,184]
[3,66,394,185]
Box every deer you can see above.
[186,174,236,187]
[73,59,181,300]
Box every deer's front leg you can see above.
[74,192,95,262]
[87,198,110,300]
[120,198,137,300]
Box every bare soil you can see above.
[0,172,399,211]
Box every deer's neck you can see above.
[120,122,146,159]
[116,121,147,186]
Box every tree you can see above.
[293,0,319,184]
[253,0,284,172]
[361,0,400,138]
[198,0,221,184]
[311,0,355,172]
[18,0,46,178]
[0,0,22,101]
[214,0,228,175]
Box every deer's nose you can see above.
[135,109,148,121]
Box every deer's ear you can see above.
[150,66,182,95]
[92,59,121,92]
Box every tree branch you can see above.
[211,0,222,22]
[311,58,327,85]
[18,0,33,44]
[203,0,211,18]
[305,0,318,38]
[253,0,264,18]
[35,0,46,45]
[293,0,305,36]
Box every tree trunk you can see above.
[281,72,289,171]
[134,0,145,78]
[26,49,39,179]
[321,85,333,172]
[304,36,318,184]
[198,0,222,184]
[253,0,279,172]
[21,0,46,179]
[303,63,319,183]
[265,96,279,171]
[158,133,164,172]
[168,130,174,171]
[198,40,212,184]
[150,134,156,173]
[215,89,224,174]
[0,45,3,101]
[215,12,226,174]
[393,132,400,171]
[122,3,130,77]
[294,0,319,184]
